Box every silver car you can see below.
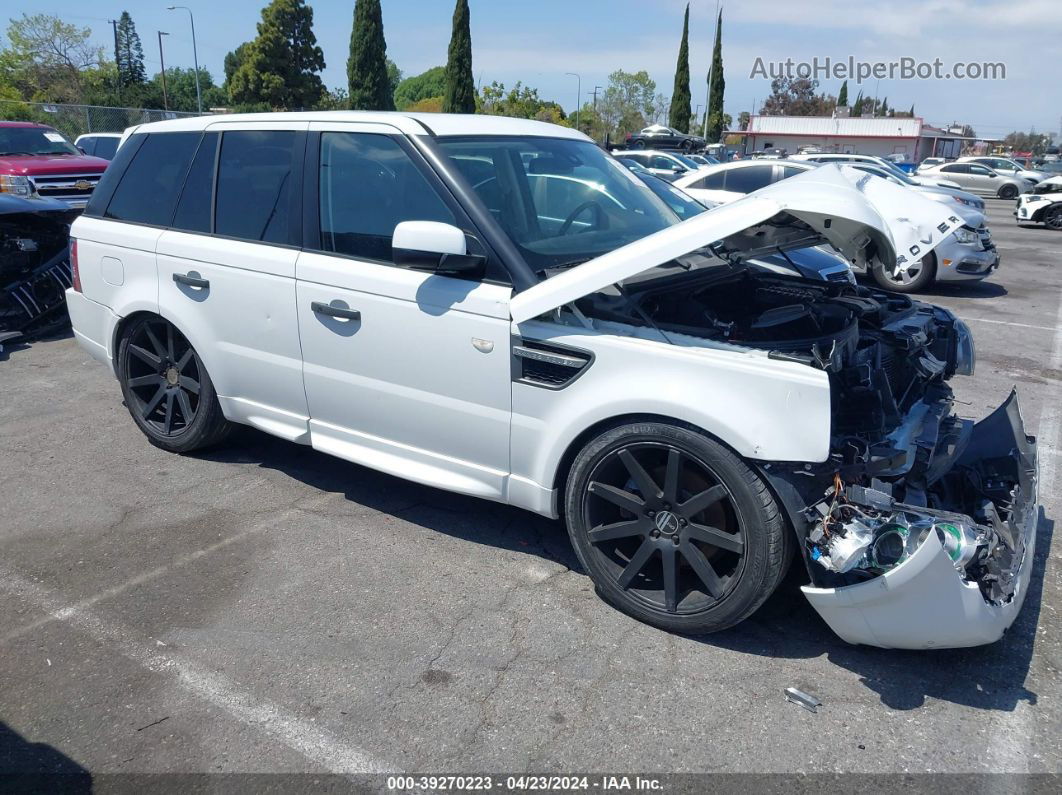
[958,156,1047,185]
[918,162,1031,199]
[613,150,705,182]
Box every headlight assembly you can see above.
[953,227,978,244]
[0,174,37,197]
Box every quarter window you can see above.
[104,132,201,226]
[318,132,455,262]
[215,130,299,244]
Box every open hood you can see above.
[511,165,965,324]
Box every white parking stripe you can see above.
[987,287,1062,773]
[0,567,394,774]
[962,317,1061,333]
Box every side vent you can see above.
[513,339,593,390]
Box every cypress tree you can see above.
[347,0,395,110]
[879,97,889,117]
[852,91,865,116]
[705,10,725,142]
[668,4,691,133]
[443,0,475,113]
[116,11,146,86]
[909,104,915,117]
[837,79,848,106]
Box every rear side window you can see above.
[215,130,299,244]
[94,137,120,159]
[171,133,218,233]
[82,134,144,217]
[693,171,725,189]
[318,132,455,262]
[104,132,201,225]
[724,165,774,194]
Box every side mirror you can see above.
[673,165,686,173]
[77,146,87,154]
[392,221,485,275]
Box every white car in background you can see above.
[791,153,963,189]
[613,149,706,182]
[1015,175,1062,230]
[65,112,1037,649]
[675,160,998,291]
[74,132,123,160]
[958,156,1048,185]
[918,162,1032,199]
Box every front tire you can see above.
[117,316,233,453]
[564,422,790,635]
[872,251,936,293]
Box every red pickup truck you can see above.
[0,121,110,209]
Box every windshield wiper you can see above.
[543,257,591,273]
[0,151,37,156]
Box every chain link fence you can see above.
[0,100,207,141]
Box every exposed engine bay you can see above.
[0,195,78,348]
[569,264,1036,636]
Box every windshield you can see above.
[437,136,679,272]
[634,173,708,220]
[672,153,702,169]
[0,126,79,156]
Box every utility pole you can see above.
[158,31,170,110]
[168,7,202,114]
[565,72,581,132]
[109,19,121,98]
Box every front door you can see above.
[295,125,513,499]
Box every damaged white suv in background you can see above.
[66,113,1038,649]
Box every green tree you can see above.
[229,0,326,110]
[761,76,835,116]
[738,110,750,130]
[347,0,394,110]
[223,42,251,86]
[4,13,104,103]
[909,104,915,117]
[394,66,446,110]
[852,90,865,115]
[837,79,848,106]
[387,59,402,98]
[705,10,725,142]
[879,97,888,117]
[600,69,656,139]
[115,11,146,88]
[443,0,475,113]
[668,4,691,133]
[477,80,567,123]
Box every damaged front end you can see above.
[793,391,1037,649]
[0,194,79,347]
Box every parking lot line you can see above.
[0,566,395,774]
[961,317,1061,333]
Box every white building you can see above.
[743,115,967,161]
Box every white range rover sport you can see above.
[66,112,1038,649]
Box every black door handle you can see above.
[173,272,209,289]
[311,301,360,321]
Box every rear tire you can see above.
[633,139,647,149]
[998,184,1019,200]
[564,421,790,635]
[1044,204,1062,231]
[871,251,937,293]
[117,315,233,454]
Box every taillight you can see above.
[70,239,82,292]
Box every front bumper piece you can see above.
[802,391,1038,649]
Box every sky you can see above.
[15,0,1062,139]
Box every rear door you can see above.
[156,121,311,442]
[295,123,513,498]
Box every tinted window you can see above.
[78,138,96,156]
[172,132,218,233]
[724,165,774,193]
[94,137,120,160]
[699,171,725,189]
[941,164,968,173]
[969,165,994,175]
[105,132,201,225]
[215,130,298,244]
[780,166,808,180]
[318,132,454,262]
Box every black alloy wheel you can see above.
[124,317,201,436]
[565,422,789,634]
[117,316,232,453]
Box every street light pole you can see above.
[168,6,202,114]
[565,73,581,132]
[158,31,170,110]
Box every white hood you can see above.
[511,164,965,324]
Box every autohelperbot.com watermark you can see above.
[750,56,1006,82]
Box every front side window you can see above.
[318,132,455,262]
[94,137,120,160]
[105,132,201,226]
[438,135,678,272]
[215,130,298,244]
[0,125,79,156]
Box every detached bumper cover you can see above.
[801,391,1038,649]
